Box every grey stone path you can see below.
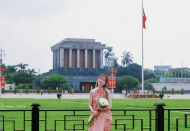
[1,93,122,99]
[1,93,190,99]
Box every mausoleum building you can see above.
[41,38,109,91]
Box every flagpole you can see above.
[141,0,144,95]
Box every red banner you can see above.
[109,69,116,75]
[108,77,116,88]
[1,76,5,87]
[0,68,4,72]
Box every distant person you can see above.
[40,90,43,96]
[19,90,22,96]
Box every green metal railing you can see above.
[0,103,190,131]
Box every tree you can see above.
[144,78,159,90]
[103,46,113,58]
[42,74,68,89]
[144,78,159,85]
[121,51,133,67]
[113,57,119,69]
[3,65,17,83]
[48,87,51,94]
[126,63,141,81]
[27,69,37,74]
[15,63,29,72]
[11,72,36,85]
[116,63,142,82]
[3,63,37,84]
[4,65,16,74]
[144,68,157,80]
[117,75,140,90]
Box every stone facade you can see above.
[151,83,190,91]
[51,38,106,69]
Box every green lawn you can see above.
[0,98,190,131]
[1,98,190,109]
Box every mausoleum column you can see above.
[85,49,87,68]
[93,49,95,68]
[53,51,56,69]
[60,48,64,67]
[56,49,60,68]
[69,48,72,68]
[77,49,80,68]
[100,50,103,68]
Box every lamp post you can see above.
[108,51,115,98]
[0,47,6,98]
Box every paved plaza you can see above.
[1,93,190,99]
[1,93,121,99]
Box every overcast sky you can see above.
[1,0,190,74]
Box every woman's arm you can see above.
[89,90,98,115]
[107,89,112,108]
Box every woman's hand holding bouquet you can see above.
[97,97,110,110]
[88,97,110,126]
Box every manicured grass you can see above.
[1,98,190,109]
[0,98,190,130]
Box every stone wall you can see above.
[151,83,190,91]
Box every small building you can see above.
[154,65,171,71]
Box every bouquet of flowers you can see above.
[98,97,110,108]
[88,97,109,126]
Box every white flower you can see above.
[98,97,109,108]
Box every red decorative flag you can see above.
[143,9,147,29]
[0,68,4,72]
[1,76,5,87]
[108,77,116,88]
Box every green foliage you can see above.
[159,93,164,99]
[144,68,157,80]
[58,87,62,93]
[144,78,159,84]
[181,88,185,93]
[42,74,68,89]
[103,46,113,58]
[122,84,127,90]
[57,93,62,99]
[14,87,18,93]
[64,84,69,90]
[69,84,74,92]
[162,86,167,91]
[11,72,36,85]
[121,51,133,67]
[25,86,29,93]
[3,63,37,85]
[48,87,52,93]
[37,87,41,93]
[16,63,28,72]
[116,64,142,82]
[70,84,74,88]
[152,88,156,93]
[18,83,32,89]
[1,88,5,93]
[69,87,74,92]
[144,78,159,90]
[117,75,140,90]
